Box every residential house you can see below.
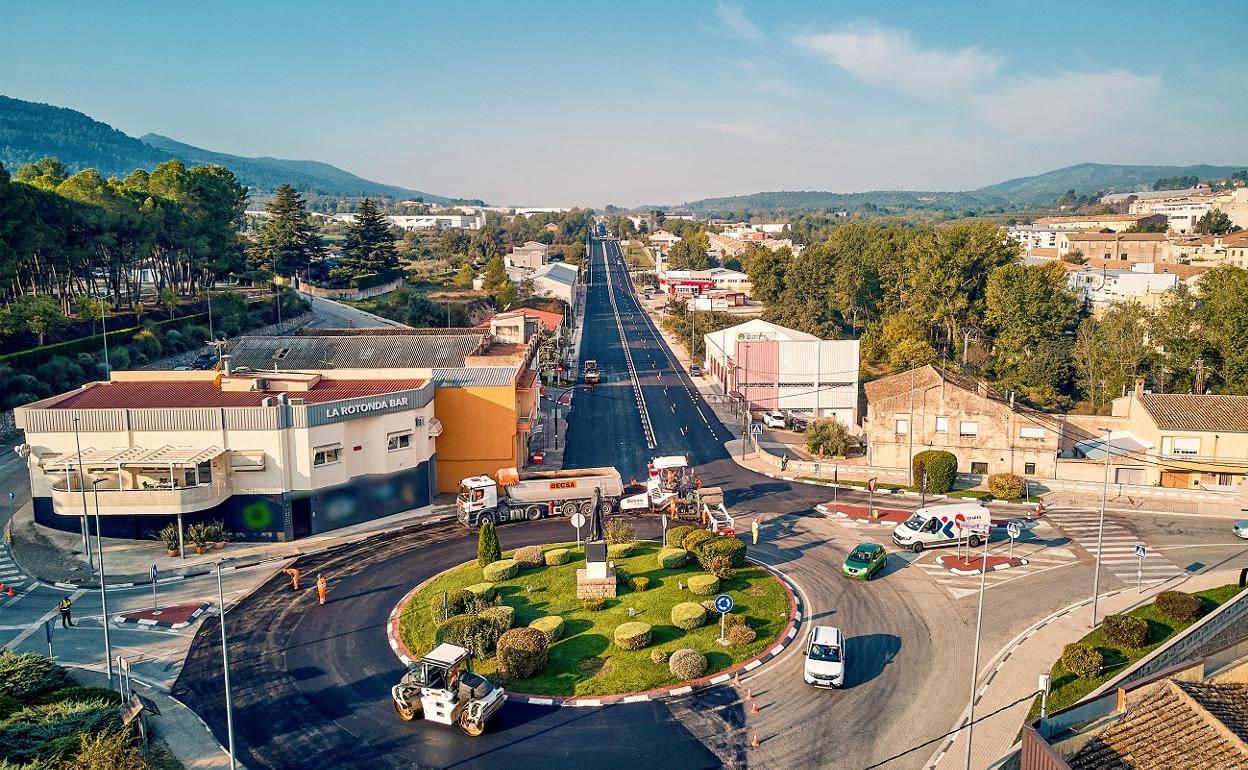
[1058,232,1168,263]
[506,241,551,270]
[529,261,578,304]
[1065,262,1179,314]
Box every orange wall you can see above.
[433,385,520,493]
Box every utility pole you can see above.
[217,562,238,769]
[963,329,971,368]
[1090,427,1111,628]
[907,367,916,480]
[1194,357,1206,394]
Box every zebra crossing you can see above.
[1040,507,1184,585]
[0,543,30,591]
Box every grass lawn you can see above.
[397,540,790,696]
[1024,583,1245,721]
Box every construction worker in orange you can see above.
[282,567,301,591]
[316,573,328,605]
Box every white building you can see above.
[659,268,752,297]
[702,319,860,425]
[386,213,485,231]
[1008,224,1060,252]
[1067,263,1179,313]
[1148,201,1213,234]
[506,241,550,270]
[529,261,578,304]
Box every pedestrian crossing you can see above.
[1040,507,1184,585]
[0,543,31,591]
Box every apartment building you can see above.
[1058,232,1168,262]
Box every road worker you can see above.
[283,567,301,591]
[316,574,328,605]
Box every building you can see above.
[330,213,485,231]
[863,365,1066,478]
[1066,262,1179,313]
[1100,185,1206,206]
[475,308,564,337]
[1034,213,1165,232]
[1148,200,1213,234]
[15,368,438,542]
[1058,232,1168,263]
[649,231,682,250]
[1008,224,1061,252]
[506,241,550,270]
[702,319,860,424]
[529,261,578,304]
[659,268,752,298]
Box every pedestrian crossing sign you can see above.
[1135,544,1147,558]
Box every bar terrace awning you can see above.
[42,445,225,471]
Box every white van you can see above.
[891,502,991,553]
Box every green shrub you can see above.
[987,473,1026,499]
[606,520,635,544]
[630,576,650,592]
[671,602,708,630]
[479,605,515,634]
[666,525,697,548]
[0,652,69,700]
[1103,613,1149,649]
[496,627,549,680]
[704,555,734,580]
[435,614,482,649]
[529,616,565,643]
[130,328,162,359]
[658,547,689,569]
[544,548,570,566]
[687,574,720,596]
[1156,590,1203,623]
[614,622,653,650]
[726,623,757,647]
[582,597,606,611]
[722,612,745,627]
[108,346,131,370]
[698,537,747,568]
[513,545,543,569]
[30,686,122,707]
[70,728,148,770]
[912,449,958,493]
[0,692,20,720]
[668,648,708,680]
[477,520,501,567]
[650,649,669,665]
[607,542,635,559]
[1061,642,1103,679]
[464,583,497,601]
[682,529,714,554]
[0,698,121,765]
[429,589,471,622]
[482,559,518,581]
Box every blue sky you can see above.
[2,1,1245,206]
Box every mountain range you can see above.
[0,95,474,203]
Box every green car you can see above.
[842,543,887,580]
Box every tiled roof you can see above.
[51,379,427,409]
[228,334,485,370]
[1067,680,1248,770]
[1036,214,1145,224]
[1138,393,1248,432]
[475,308,564,332]
[1063,233,1169,242]
[863,365,981,404]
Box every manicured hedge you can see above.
[630,576,650,592]
[496,627,549,680]
[1156,590,1203,623]
[1103,614,1149,649]
[912,449,958,493]
[650,649,669,664]
[513,546,544,569]
[479,606,515,635]
[682,529,714,554]
[607,542,635,559]
[614,622,653,650]
[687,574,720,596]
[483,558,519,581]
[544,548,570,566]
[698,536,747,568]
[435,615,482,650]
[429,588,473,622]
[668,648,708,680]
[606,520,635,545]
[1061,642,1103,679]
[529,616,565,643]
[988,473,1026,499]
[666,525,697,548]
[658,547,689,569]
[464,583,497,601]
[582,597,606,611]
[671,602,708,630]
[727,623,757,647]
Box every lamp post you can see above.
[217,561,238,769]
[71,418,95,580]
[88,475,114,689]
[964,524,991,770]
[1090,427,1111,628]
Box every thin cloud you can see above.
[751,79,803,98]
[974,70,1161,141]
[794,20,999,100]
[710,2,763,41]
[707,121,776,140]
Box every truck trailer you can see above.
[457,466,624,527]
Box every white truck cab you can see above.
[457,475,498,519]
[891,502,991,553]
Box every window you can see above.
[1020,426,1045,440]
[313,445,342,466]
[387,432,412,451]
[1163,437,1200,456]
[971,461,989,474]
[959,421,979,437]
[197,461,212,485]
[895,418,909,435]
[1024,462,1036,475]
[934,416,948,433]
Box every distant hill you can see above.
[673,162,1248,214]
[0,95,474,203]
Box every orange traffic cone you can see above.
[6,586,13,596]
[745,689,753,701]
[0,583,6,593]
[751,734,760,749]
[750,699,760,715]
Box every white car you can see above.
[803,626,845,688]
[1234,520,1248,540]
[761,410,786,429]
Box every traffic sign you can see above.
[150,564,158,582]
[570,512,586,528]
[749,423,763,437]
[867,478,878,493]
[1135,544,1147,558]
[714,594,734,613]
[1007,521,1022,540]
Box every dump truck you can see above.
[457,466,624,527]
[392,643,506,736]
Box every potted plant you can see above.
[187,523,210,555]
[207,521,227,550]
[158,524,181,557]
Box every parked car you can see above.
[689,365,702,377]
[191,351,219,370]
[841,543,887,580]
[1233,520,1248,540]
[761,410,786,429]
[803,626,845,688]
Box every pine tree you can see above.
[477,520,501,567]
[250,184,325,278]
[454,263,477,288]
[334,198,398,280]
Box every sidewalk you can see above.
[8,495,457,588]
[930,567,1243,770]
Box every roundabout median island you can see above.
[391,535,796,700]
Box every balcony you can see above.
[49,479,232,516]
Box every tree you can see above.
[746,246,789,304]
[454,263,477,288]
[1062,248,1087,264]
[984,263,1079,391]
[804,419,852,458]
[12,294,69,345]
[334,198,397,280]
[1072,303,1152,411]
[250,184,325,278]
[1198,265,1248,391]
[477,520,501,567]
[665,231,710,270]
[158,286,179,318]
[1195,209,1236,235]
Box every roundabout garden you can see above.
[396,522,793,697]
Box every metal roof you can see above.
[430,367,519,387]
[228,335,484,370]
[43,445,225,470]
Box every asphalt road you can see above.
[304,294,411,329]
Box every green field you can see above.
[397,540,790,696]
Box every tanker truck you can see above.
[457,466,625,528]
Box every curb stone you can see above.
[112,602,210,629]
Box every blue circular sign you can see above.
[714,594,734,613]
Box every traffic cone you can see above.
[733,672,740,686]
[0,583,6,593]
[750,699,759,715]
[751,734,760,749]
[6,586,12,596]
[745,689,753,701]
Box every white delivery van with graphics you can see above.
[891,502,991,553]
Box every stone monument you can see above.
[576,487,617,599]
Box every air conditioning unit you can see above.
[252,378,269,391]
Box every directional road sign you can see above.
[1007,521,1022,540]
[714,594,734,613]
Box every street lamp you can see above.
[964,523,991,770]
[87,474,114,690]
[1090,427,1112,628]
[71,418,95,580]
[217,560,238,769]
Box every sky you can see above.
[2,1,1245,207]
